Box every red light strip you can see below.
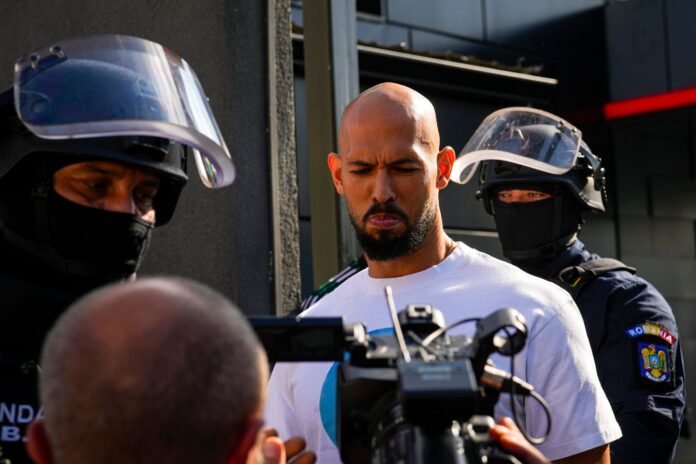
[604,86,696,120]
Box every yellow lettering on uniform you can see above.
[644,325,659,335]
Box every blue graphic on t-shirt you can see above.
[319,327,394,445]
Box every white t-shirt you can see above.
[265,242,621,462]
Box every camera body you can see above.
[251,304,529,464]
[338,304,524,464]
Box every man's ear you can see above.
[436,146,455,189]
[227,417,264,464]
[26,419,54,464]
[327,152,344,195]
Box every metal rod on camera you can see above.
[384,285,411,363]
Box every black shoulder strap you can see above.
[558,258,637,295]
[295,256,368,314]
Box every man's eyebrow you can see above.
[347,160,374,167]
[71,167,161,187]
[387,157,422,167]
[75,166,123,177]
[346,157,423,168]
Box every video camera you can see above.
[250,287,551,464]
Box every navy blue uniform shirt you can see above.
[0,241,102,464]
[536,240,685,464]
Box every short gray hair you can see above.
[40,277,265,464]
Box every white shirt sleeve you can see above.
[522,296,622,460]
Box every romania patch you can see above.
[627,322,676,387]
[626,323,677,345]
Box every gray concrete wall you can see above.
[606,0,696,100]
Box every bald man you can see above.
[25,277,309,464]
[265,83,621,463]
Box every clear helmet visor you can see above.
[14,34,234,188]
[451,107,582,184]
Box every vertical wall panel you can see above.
[295,77,311,218]
[605,0,669,100]
[580,216,617,259]
[651,178,696,220]
[612,117,691,216]
[356,20,410,47]
[485,0,603,57]
[665,0,696,91]
[387,0,484,40]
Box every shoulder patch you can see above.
[626,322,676,387]
[626,323,677,345]
[636,342,671,383]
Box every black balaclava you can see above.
[45,189,154,278]
[491,182,583,274]
[0,152,157,361]
[0,153,155,285]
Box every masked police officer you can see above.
[451,107,686,463]
[0,34,236,463]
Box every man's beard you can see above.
[349,200,436,261]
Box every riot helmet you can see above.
[0,34,234,281]
[0,91,188,225]
[452,107,605,209]
[11,34,234,187]
[476,139,606,215]
[451,107,607,268]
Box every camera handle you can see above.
[471,308,527,378]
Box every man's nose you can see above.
[371,169,395,204]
